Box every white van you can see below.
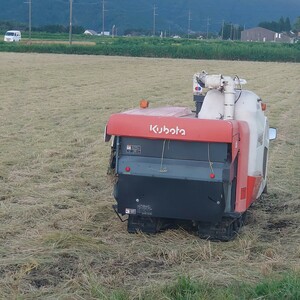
[4,30,21,42]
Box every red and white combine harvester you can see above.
[104,71,277,241]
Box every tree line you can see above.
[258,17,292,32]
[1,16,299,39]
[0,21,84,34]
[219,17,300,40]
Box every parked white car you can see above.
[4,30,21,42]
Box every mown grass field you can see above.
[0,53,299,299]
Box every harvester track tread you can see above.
[127,215,163,234]
[198,214,246,242]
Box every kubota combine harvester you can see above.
[104,71,276,241]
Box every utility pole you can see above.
[233,25,236,40]
[153,5,157,36]
[206,17,210,39]
[188,10,191,39]
[69,0,73,45]
[29,0,32,44]
[221,20,224,40]
[25,0,32,44]
[112,24,115,38]
[102,0,105,35]
[101,0,108,35]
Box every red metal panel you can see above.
[235,121,250,212]
[106,112,239,143]
[247,176,263,206]
[235,122,262,212]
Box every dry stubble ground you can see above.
[0,53,299,298]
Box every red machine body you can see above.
[106,107,260,214]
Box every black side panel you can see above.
[115,175,225,223]
[120,137,229,162]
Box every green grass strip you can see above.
[95,272,300,300]
[0,36,299,62]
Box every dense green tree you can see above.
[258,17,292,32]
[258,21,279,32]
[40,24,66,33]
[292,16,300,32]
[284,17,291,31]
[0,20,27,31]
[38,24,84,34]
[66,26,85,34]
[123,28,151,36]
[219,23,230,39]
[219,22,243,40]
[279,16,285,31]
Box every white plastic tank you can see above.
[235,90,269,196]
[198,89,269,190]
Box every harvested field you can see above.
[0,52,299,298]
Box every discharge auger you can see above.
[105,71,277,241]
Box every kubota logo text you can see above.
[150,125,186,136]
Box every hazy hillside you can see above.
[0,0,299,34]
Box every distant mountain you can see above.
[0,0,299,34]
